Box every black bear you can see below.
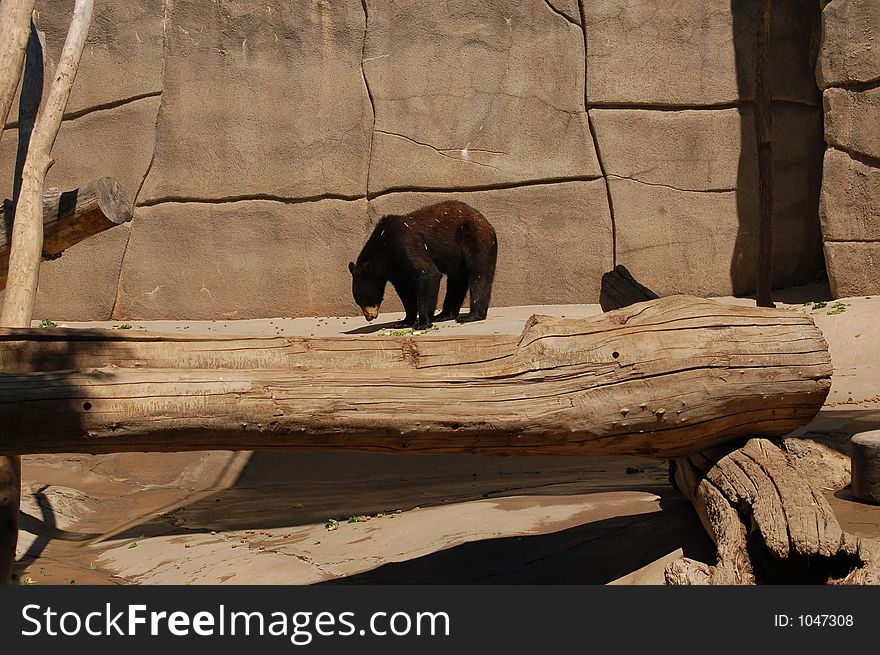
[348,201,498,330]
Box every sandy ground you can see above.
[12,287,880,585]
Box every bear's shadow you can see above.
[343,319,407,335]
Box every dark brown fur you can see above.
[348,201,498,329]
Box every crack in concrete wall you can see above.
[606,174,737,195]
[360,0,376,203]
[578,0,617,267]
[543,0,581,28]
[111,0,171,320]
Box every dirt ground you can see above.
[12,286,880,585]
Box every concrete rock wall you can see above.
[1,0,824,320]
[819,0,880,297]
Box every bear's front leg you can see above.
[414,269,441,330]
[390,278,418,327]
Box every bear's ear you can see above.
[348,261,355,275]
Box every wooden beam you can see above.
[0,296,831,457]
[0,177,133,288]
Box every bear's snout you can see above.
[362,306,379,321]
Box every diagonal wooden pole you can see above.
[0,0,36,147]
[0,0,94,585]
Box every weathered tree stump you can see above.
[599,264,659,312]
[665,439,880,584]
[0,295,830,457]
[851,431,880,504]
[1,177,132,288]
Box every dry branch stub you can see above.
[0,295,830,457]
[665,438,880,584]
[0,177,132,288]
[599,264,660,312]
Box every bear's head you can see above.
[349,260,386,321]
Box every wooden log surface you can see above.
[0,295,831,457]
[1,177,132,288]
[665,439,880,584]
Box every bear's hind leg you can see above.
[457,261,496,323]
[434,276,467,322]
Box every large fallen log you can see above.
[0,295,830,457]
[665,439,880,584]
[1,177,132,288]
[595,267,879,584]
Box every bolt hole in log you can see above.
[82,402,91,411]
[612,351,620,359]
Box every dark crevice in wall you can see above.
[606,174,737,195]
[822,78,880,93]
[370,176,606,200]
[823,238,880,244]
[3,90,162,130]
[111,0,171,321]
[543,0,581,28]
[360,0,376,201]
[588,98,817,112]
[138,176,608,208]
[578,0,617,267]
[824,145,880,169]
[137,192,367,208]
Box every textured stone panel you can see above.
[584,0,819,106]
[0,225,131,322]
[22,0,164,115]
[824,241,880,298]
[614,179,745,297]
[139,0,372,203]
[0,96,160,204]
[824,86,880,160]
[820,148,880,242]
[597,104,822,294]
[818,0,880,88]
[590,108,744,190]
[364,0,599,193]
[367,181,613,309]
[115,199,369,320]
